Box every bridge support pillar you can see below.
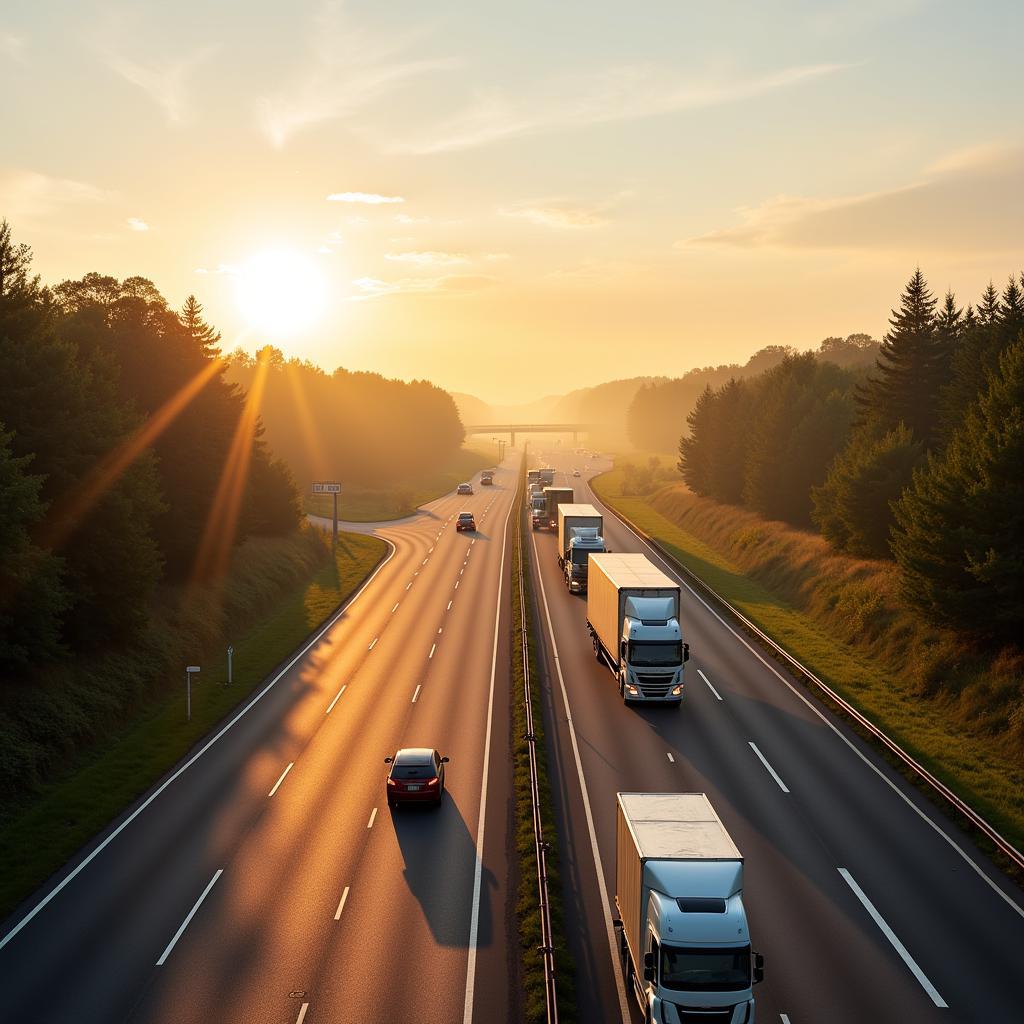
[511,430,516,447]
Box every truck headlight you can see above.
[626,683,639,696]
[671,684,683,696]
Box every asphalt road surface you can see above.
[0,454,519,1024]
[526,444,1024,1024]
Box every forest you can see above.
[676,269,1023,644]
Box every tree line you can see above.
[226,348,465,492]
[677,269,1023,644]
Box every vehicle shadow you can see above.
[390,797,496,948]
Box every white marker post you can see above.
[227,645,233,685]
[186,665,201,721]
[312,481,342,544]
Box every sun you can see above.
[235,249,327,335]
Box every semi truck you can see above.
[539,468,556,486]
[541,486,574,531]
[587,553,688,703]
[529,492,547,528]
[527,469,541,488]
[557,504,606,594]
[615,793,763,1024]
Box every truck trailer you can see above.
[540,486,574,531]
[556,504,606,593]
[539,468,555,486]
[587,553,688,703]
[615,793,763,1024]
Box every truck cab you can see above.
[620,595,688,702]
[565,528,605,593]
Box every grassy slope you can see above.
[0,527,387,918]
[306,443,496,521]
[592,467,1024,851]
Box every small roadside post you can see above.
[312,481,342,544]
[186,665,201,721]
[227,645,233,685]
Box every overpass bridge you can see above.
[462,423,597,446]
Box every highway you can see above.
[527,446,1024,1024]
[0,455,519,1024]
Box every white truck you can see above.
[587,553,688,703]
[615,793,763,1024]
[557,504,606,594]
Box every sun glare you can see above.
[235,249,327,335]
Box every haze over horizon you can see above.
[3,0,1023,403]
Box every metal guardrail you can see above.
[516,463,559,1022]
[599,495,1024,874]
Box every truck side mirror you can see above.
[643,951,656,981]
[753,952,765,984]
[682,642,690,663]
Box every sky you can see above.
[2,0,1023,403]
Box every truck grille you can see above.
[672,1007,734,1024]
[636,674,674,698]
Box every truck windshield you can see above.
[570,549,591,565]
[660,945,750,992]
[629,641,682,666]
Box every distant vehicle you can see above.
[481,470,494,486]
[457,482,474,495]
[456,512,476,532]
[573,469,581,477]
[557,504,606,593]
[385,748,449,807]
[531,504,547,531]
[539,468,556,486]
[527,469,541,487]
[587,553,688,703]
[615,792,762,1022]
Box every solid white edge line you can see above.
[412,684,421,704]
[0,537,397,953]
[838,868,947,1008]
[748,742,789,793]
[325,684,346,714]
[334,886,350,921]
[591,494,1024,922]
[780,1015,792,1023]
[530,527,632,1023]
[155,869,223,965]
[367,807,377,829]
[295,1002,310,1024]
[697,667,723,701]
[268,762,294,797]
[461,477,514,1024]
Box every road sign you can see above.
[312,482,342,494]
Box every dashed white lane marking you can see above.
[334,886,350,921]
[406,582,412,591]
[367,807,377,829]
[460,568,464,576]
[422,558,429,565]
[412,684,422,703]
[391,602,400,613]
[749,742,789,793]
[437,627,443,634]
[666,752,675,763]
[368,637,378,651]
[697,668,723,701]
[838,868,947,1007]
[325,685,347,714]
[471,538,476,545]
[295,1002,309,1024]
[447,600,453,611]
[780,1015,792,1023]
[268,762,294,797]
[429,546,434,553]
[156,869,223,965]
[429,643,436,659]
[455,580,460,590]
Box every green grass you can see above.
[592,466,1024,856]
[305,443,497,521]
[511,460,577,1024]
[0,527,387,918]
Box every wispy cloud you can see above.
[348,274,494,300]
[395,61,851,154]
[327,191,405,204]
[0,30,27,63]
[127,217,149,231]
[256,3,454,147]
[678,143,1024,253]
[103,46,214,123]
[0,169,109,223]
[384,250,468,266]
[500,197,616,229]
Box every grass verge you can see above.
[305,443,496,521]
[592,466,1024,854]
[0,527,388,919]
[512,460,577,1023]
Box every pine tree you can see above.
[891,339,1024,640]
[180,294,222,357]
[975,282,1000,326]
[677,385,715,495]
[855,268,944,448]
[0,219,36,299]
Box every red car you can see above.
[456,512,476,531]
[385,748,449,808]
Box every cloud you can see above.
[395,61,850,154]
[127,217,149,231]
[0,30,27,62]
[348,274,494,299]
[103,46,214,123]
[384,250,469,266]
[327,191,405,204]
[678,143,1024,253]
[256,4,454,147]
[0,169,109,223]
[500,199,610,229]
